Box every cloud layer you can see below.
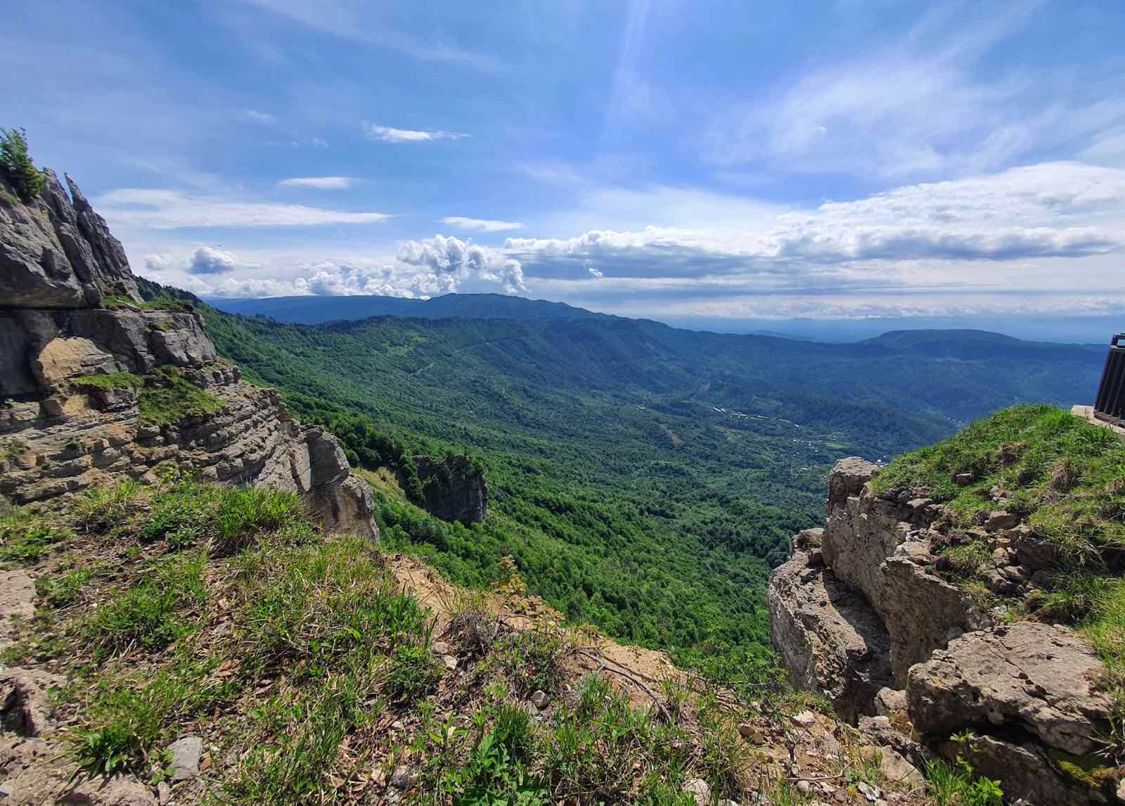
[363,123,468,143]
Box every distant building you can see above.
[1094,333,1125,427]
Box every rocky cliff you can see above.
[0,169,377,538]
[770,458,1122,805]
[414,454,488,524]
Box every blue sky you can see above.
[5,0,1125,330]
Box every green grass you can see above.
[876,404,1125,754]
[71,371,143,391]
[137,366,224,426]
[83,552,207,657]
[874,404,1124,557]
[0,507,72,567]
[924,758,1004,806]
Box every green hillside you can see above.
[137,279,1106,689]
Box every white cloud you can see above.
[363,123,468,143]
[277,176,356,189]
[244,109,277,125]
[440,216,524,232]
[398,235,526,294]
[242,0,499,71]
[96,188,390,229]
[145,246,255,276]
[507,162,1125,280]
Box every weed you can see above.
[71,372,143,392]
[0,508,72,566]
[83,553,207,657]
[385,644,442,703]
[70,479,147,533]
[36,568,93,608]
[924,758,1004,806]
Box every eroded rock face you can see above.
[768,548,892,721]
[768,458,1119,804]
[0,171,138,309]
[0,168,376,540]
[908,622,1112,756]
[414,454,488,524]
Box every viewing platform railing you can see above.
[1094,333,1125,427]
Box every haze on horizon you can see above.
[5,0,1125,338]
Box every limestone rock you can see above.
[768,551,892,721]
[0,570,35,652]
[59,775,157,805]
[826,457,878,509]
[944,733,1107,806]
[682,778,711,806]
[907,622,1111,756]
[0,668,66,737]
[0,171,138,309]
[876,745,924,789]
[166,735,203,781]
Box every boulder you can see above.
[826,457,879,509]
[943,733,1110,805]
[166,736,203,781]
[907,623,1111,756]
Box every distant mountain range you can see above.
[205,292,1121,345]
[206,292,608,325]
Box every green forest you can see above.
[137,279,1104,690]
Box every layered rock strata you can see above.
[0,169,376,538]
[769,458,1121,805]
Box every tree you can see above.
[0,128,46,202]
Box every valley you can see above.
[145,281,1107,690]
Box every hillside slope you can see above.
[138,280,1107,687]
[0,476,932,805]
[770,406,1125,804]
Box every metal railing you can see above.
[1094,333,1125,427]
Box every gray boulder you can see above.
[907,622,1111,756]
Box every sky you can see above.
[5,0,1125,335]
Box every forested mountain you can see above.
[143,280,1107,685]
[208,292,606,325]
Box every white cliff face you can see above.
[769,458,1119,805]
[0,170,377,540]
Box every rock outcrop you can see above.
[769,458,1121,805]
[414,454,488,524]
[0,168,376,539]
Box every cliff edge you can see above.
[770,407,1125,805]
[0,167,376,538]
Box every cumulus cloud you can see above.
[96,188,390,229]
[398,235,526,294]
[440,216,524,232]
[145,247,255,276]
[277,176,356,189]
[363,123,467,143]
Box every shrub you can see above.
[385,644,442,703]
[0,128,45,202]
